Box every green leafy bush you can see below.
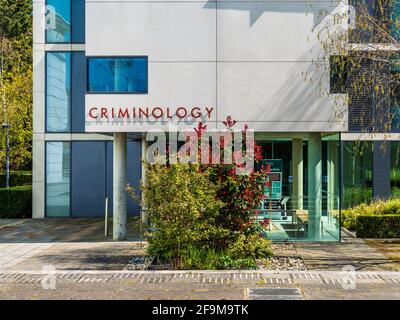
[0,185,32,218]
[138,162,228,268]
[134,159,272,269]
[227,234,272,260]
[0,170,32,188]
[356,215,400,238]
[342,198,400,230]
[180,246,257,270]
[391,187,400,198]
[131,119,273,269]
[343,187,372,208]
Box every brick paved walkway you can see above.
[0,243,54,271]
[1,270,400,300]
[0,218,142,243]
[1,219,400,299]
[295,235,398,271]
[0,220,398,273]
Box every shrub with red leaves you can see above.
[197,116,270,237]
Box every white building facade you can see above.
[33,0,399,241]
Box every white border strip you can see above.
[341,133,400,141]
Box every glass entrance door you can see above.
[255,134,341,242]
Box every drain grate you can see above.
[247,288,303,300]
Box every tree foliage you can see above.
[0,0,32,39]
[0,0,32,170]
[306,0,399,137]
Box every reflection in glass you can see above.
[391,57,400,130]
[390,0,400,40]
[46,52,71,132]
[343,141,373,207]
[46,0,71,43]
[254,134,341,241]
[391,141,400,197]
[46,142,70,217]
[88,57,148,93]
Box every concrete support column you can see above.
[327,141,338,211]
[141,137,149,225]
[32,135,45,218]
[292,138,303,209]
[307,133,322,239]
[113,132,127,240]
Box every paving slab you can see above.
[0,220,27,231]
[0,243,55,271]
[0,219,144,272]
[0,218,143,243]
[9,242,147,271]
[295,234,396,271]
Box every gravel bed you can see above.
[124,243,307,271]
[257,257,307,271]
[124,256,154,270]
[257,242,307,271]
[271,243,297,251]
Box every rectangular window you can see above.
[88,57,148,93]
[46,0,85,43]
[391,141,400,197]
[46,0,71,43]
[46,142,71,217]
[391,58,400,130]
[350,0,399,42]
[390,0,400,39]
[46,52,71,132]
[343,141,373,208]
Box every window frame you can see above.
[45,0,85,44]
[86,56,149,94]
[45,51,72,133]
[45,141,72,218]
[45,0,72,44]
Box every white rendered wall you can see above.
[83,0,349,132]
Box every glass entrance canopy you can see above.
[254,133,341,241]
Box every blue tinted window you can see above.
[391,0,400,40]
[46,52,71,132]
[392,106,400,130]
[88,57,148,93]
[46,142,71,217]
[46,0,85,43]
[46,0,71,42]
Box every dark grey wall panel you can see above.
[373,141,391,200]
[71,142,106,217]
[347,57,393,133]
[71,51,86,132]
[347,58,373,132]
[72,0,85,43]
